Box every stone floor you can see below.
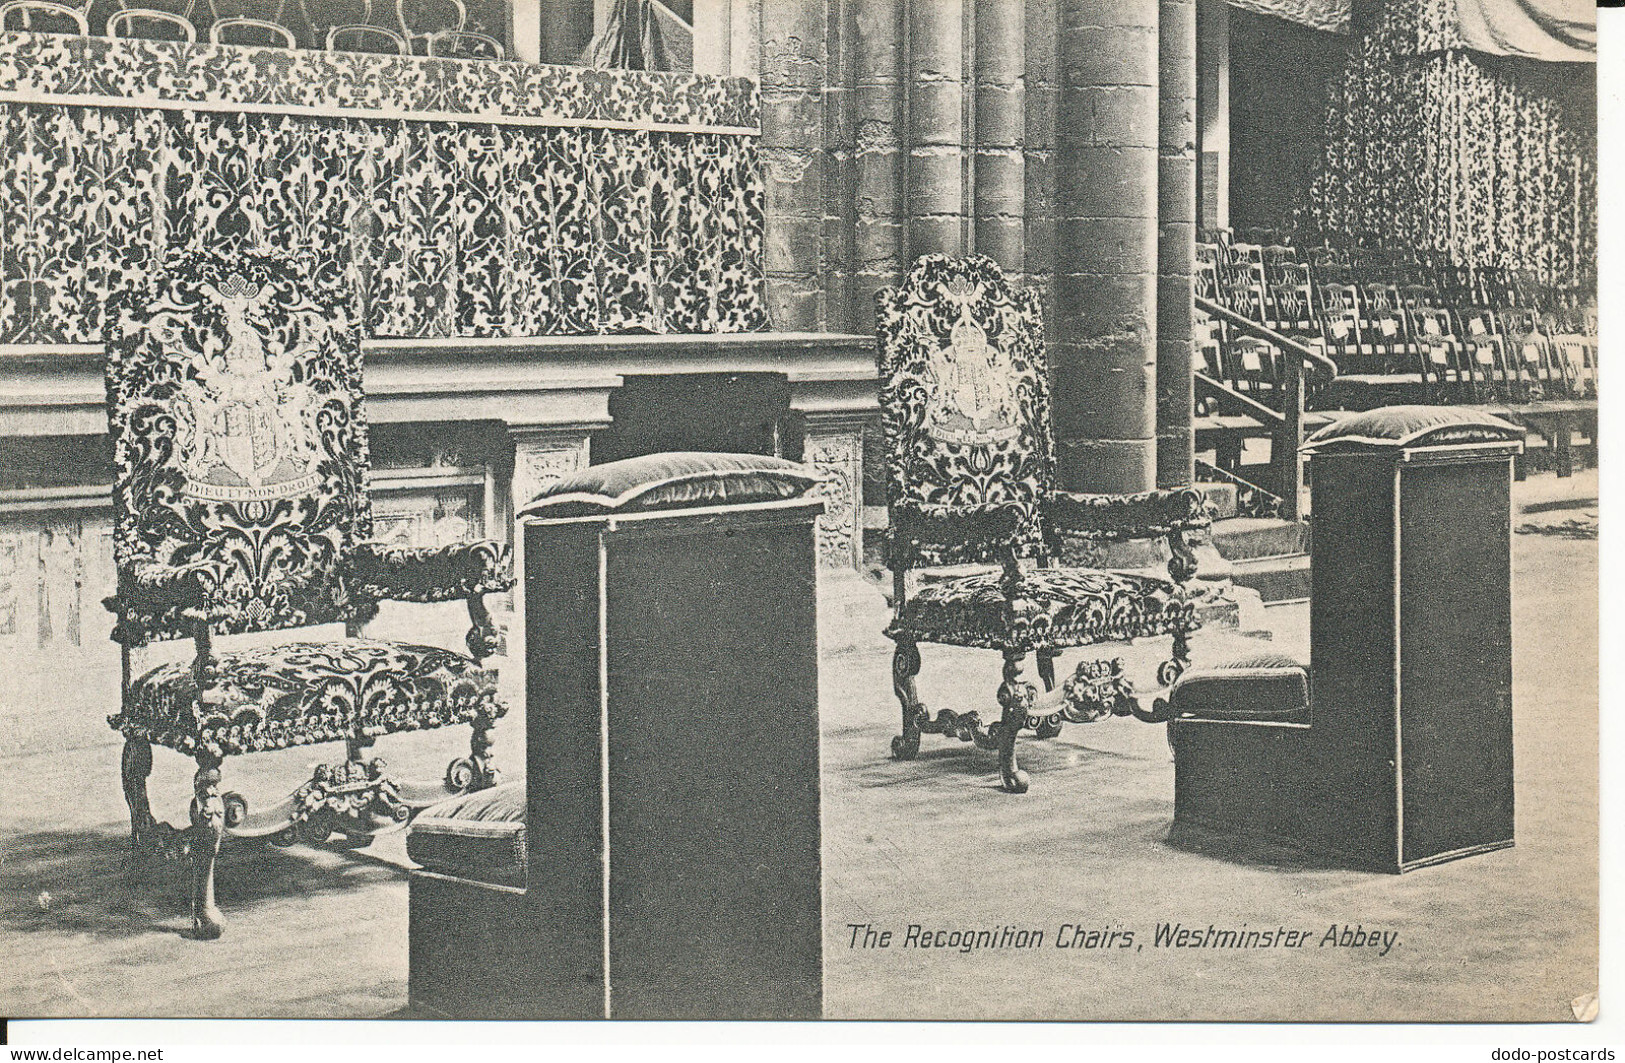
[0,471,1599,1022]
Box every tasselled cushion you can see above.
[1302,406,1524,452]
[407,780,528,889]
[1169,651,1310,723]
[520,452,823,517]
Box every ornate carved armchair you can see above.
[877,255,1211,793]
[103,250,513,939]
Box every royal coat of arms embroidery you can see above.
[919,306,1021,447]
[163,274,324,502]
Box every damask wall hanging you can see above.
[0,31,767,345]
[1307,0,1595,286]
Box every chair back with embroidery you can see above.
[875,254,1052,566]
[104,250,372,645]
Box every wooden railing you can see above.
[1194,295,1338,522]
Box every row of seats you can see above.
[1197,236,1598,411]
[0,0,504,57]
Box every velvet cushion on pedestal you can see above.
[407,781,528,888]
[1168,651,1310,723]
[520,452,823,517]
[1302,405,1524,451]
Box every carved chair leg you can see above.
[1155,627,1194,691]
[1036,650,1058,693]
[470,714,499,790]
[446,712,500,794]
[890,639,924,760]
[996,650,1035,794]
[121,738,155,849]
[1031,650,1064,739]
[188,755,226,940]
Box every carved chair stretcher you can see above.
[876,254,1211,792]
[102,250,513,938]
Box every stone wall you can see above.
[755,0,1197,495]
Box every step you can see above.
[1209,515,1311,605]
[1229,552,1312,604]
[1197,481,1238,521]
[1210,515,1310,560]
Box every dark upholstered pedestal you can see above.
[408,456,825,1019]
[1171,407,1521,873]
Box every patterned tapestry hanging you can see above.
[1306,0,1595,286]
[0,31,768,345]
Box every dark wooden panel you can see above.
[1308,454,1401,868]
[1398,460,1515,865]
[408,873,561,1019]
[523,521,609,1018]
[1172,721,1313,839]
[604,517,823,1020]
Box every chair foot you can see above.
[446,712,500,793]
[891,640,924,761]
[996,651,1036,794]
[1000,765,1030,795]
[188,756,226,940]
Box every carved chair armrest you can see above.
[350,540,515,604]
[351,541,513,663]
[1044,487,1212,541]
[887,500,1038,571]
[1045,487,1212,586]
[104,557,225,644]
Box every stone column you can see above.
[907,0,967,258]
[730,0,761,78]
[693,0,730,74]
[822,0,856,330]
[1157,0,1196,488]
[760,0,829,329]
[1196,0,1229,231]
[535,0,592,64]
[509,0,540,63]
[974,0,1024,275]
[851,0,905,329]
[1052,0,1160,494]
[1023,0,1057,309]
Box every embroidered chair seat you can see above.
[889,567,1191,654]
[114,639,505,759]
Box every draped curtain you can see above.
[1429,0,1595,63]
[1306,0,1595,285]
[580,0,693,71]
